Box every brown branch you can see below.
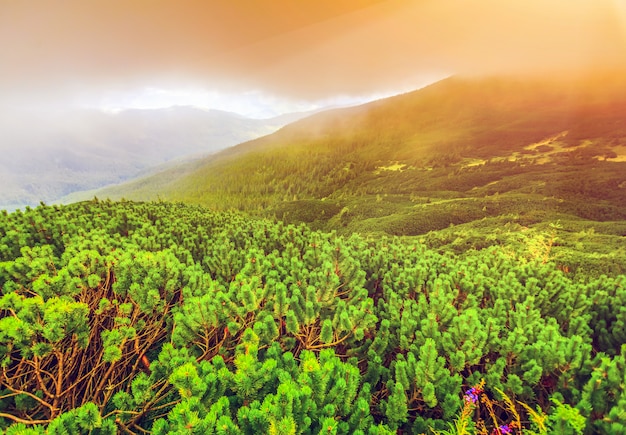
[116,418,138,435]
[102,409,142,419]
[0,412,50,425]
[93,360,119,401]
[125,379,173,428]
[1,279,179,422]
[0,382,57,413]
[52,350,64,415]
[147,398,181,414]
[132,423,151,434]
[30,356,54,399]
[307,330,354,350]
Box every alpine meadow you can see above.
[2,1,626,434]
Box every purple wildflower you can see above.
[493,424,512,434]
[464,387,481,404]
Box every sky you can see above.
[1,0,626,117]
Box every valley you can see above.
[0,107,312,210]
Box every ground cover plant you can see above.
[1,200,625,434]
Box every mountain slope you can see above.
[97,73,626,223]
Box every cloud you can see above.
[231,0,626,97]
[1,0,625,109]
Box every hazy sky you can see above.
[1,0,625,117]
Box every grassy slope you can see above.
[95,73,626,275]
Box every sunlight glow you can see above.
[92,85,434,118]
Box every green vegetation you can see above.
[90,75,626,273]
[1,200,626,433]
[2,74,626,433]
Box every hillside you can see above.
[3,75,626,430]
[0,107,310,210]
[89,74,626,272]
[96,73,626,211]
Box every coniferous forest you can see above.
[1,200,625,434]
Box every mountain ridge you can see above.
[91,73,626,217]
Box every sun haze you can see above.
[0,0,625,112]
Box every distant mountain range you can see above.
[0,107,313,210]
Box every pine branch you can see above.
[0,412,50,425]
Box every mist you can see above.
[1,0,624,110]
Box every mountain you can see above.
[0,107,312,210]
[94,72,626,220]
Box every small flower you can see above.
[464,387,482,404]
[492,424,512,434]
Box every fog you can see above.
[1,0,624,113]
